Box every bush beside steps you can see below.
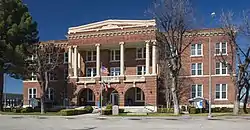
[59,106,94,116]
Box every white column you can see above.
[78,52,81,76]
[145,41,150,75]
[73,46,78,77]
[96,44,100,77]
[68,46,72,77]
[152,40,157,75]
[120,42,125,76]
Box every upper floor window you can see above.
[137,65,146,75]
[191,84,203,98]
[191,63,203,75]
[49,72,58,81]
[215,62,227,75]
[136,47,146,59]
[110,50,120,61]
[46,53,53,63]
[29,72,37,81]
[64,52,68,63]
[191,43,202,56]
[86,51,96,62]
[215,42,227,55]
[28,88,37,100]
[46,88,54,101]
[86,67,96,77]
[215,84,227,100]
[110,67,120,76]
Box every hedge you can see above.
[59,106,94,116]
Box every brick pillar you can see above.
[119,92,125,106]
[145,76,157,106]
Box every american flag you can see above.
[102,81,108,91]
[101,66,109,74]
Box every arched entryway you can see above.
[124,87,145,106]
[100,88,119,106]
[78,88,95,106]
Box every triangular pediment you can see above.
[68,19,156,34]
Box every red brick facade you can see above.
[22,20,235,108]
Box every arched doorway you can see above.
[78,88,95,106]
[124,87,145,106]
[100,88,119,106]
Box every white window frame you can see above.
[46,88,54,101]
[110,49,120,62]
[86,51,96,62]
[28,88,37,100]
[191,63,203,76]
[190,43,203,56]
[215,62,228,75]
[64,52,68,64]
[215,42,227,55]
[136,65,146,75]
[87,89,95,102]
[191,84,203,98]
[215,84,228,100]
[110,67,120,76]
[86,67,96,77]
[135,88,144,102]
[136,47,146,59]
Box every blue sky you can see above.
[5,0,250,94]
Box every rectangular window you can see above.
[86,67,96,77]
[29,72,37,81]
[110,67,120,76]
[64,52,68,63]
[46,88,54,101]
[110,50,120,61]
[191,63,203,75]
[215,42,227,55]
[215,84,227,99]
[137,65,146,75]
[191,84,203,98]
[86,51,96,62]
[46,53,53,63]
[87,89,94,102]
[215,62,227,75]
[136,47,146,59]
[190,43,202,56]
[28,88,37,100]
[135,88,144,101]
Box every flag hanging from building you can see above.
[102,81,108,92]
[101,66,109,74]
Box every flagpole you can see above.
[100,62,103,115]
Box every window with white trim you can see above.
[191,84,203,98]
[46,88,54,101]
[135,88,144,101]
[215,84,227,99]
[64,52,68,63]
[29,72,37,81]
[191,63,203,75]
[215,42,227,55]
[215,62,227,75]
[137,65,146,75]
[136,47,146,59]
[49,72,58,81]
[191,43,202,56]
[86,67,96,77]
[110,67,120,76]
[86,51,96,62]
[28,88,37,100]
[87,89,94,102]
[110,50,120,61]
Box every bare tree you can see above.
[219,10,250,115]
[152,0,196,114]
[26,42,64,114]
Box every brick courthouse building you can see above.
[23,19,235,110]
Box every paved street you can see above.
[0,115,250,130]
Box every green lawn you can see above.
[0,111,60,116]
